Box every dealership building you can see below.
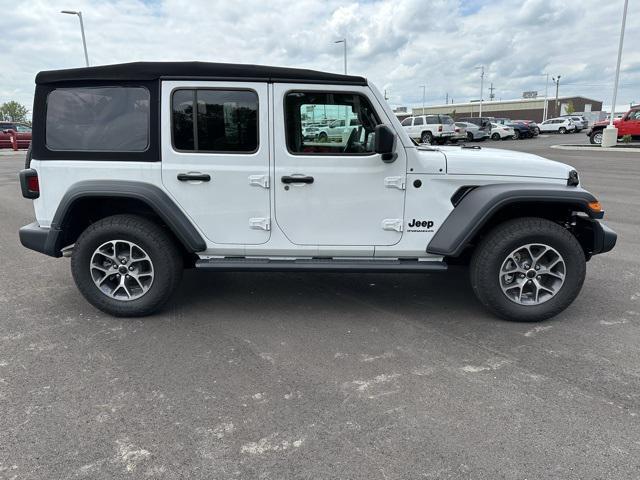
[398,96,603,123]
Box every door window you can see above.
[171,89,258,153]
[413,117,424,126]
[401,118,412,126]
[284,91,380,155]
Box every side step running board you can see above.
[195,258,448,273]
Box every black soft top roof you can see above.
[36,61,367,86]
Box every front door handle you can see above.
[281,175,314,184]
[177,172,211,182]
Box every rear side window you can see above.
[46,87,150,151]
[413,117,424,126]
[171,89,258,153]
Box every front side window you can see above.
[46,86,150,151]
[172,89,258,152]
[284,91,380,155]
[413,117,424,126]
[401,118,412,126]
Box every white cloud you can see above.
[0,0,638,113]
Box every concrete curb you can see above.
[0,150,27,156]
[550,144,640,152]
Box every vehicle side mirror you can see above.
[374,124,396,163]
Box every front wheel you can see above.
[470,217,586,322]
[71,214,183,317]
[513,130,520,140]
[590,130,603,145]
[559,127,567,134]
[491,133,501,140]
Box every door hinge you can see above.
[249,217,271,231]
[384,176,406,190]
[381,219,403,232]
[249,174,270,188]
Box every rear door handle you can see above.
[281,175,314,184]
[177,173,211,182]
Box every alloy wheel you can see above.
[499,243,566,305]
[89,240,154,301]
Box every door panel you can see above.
[161,81,270,245]
[273,84,406,247]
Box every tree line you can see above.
[0,101,30,125]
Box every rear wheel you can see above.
[559,127,567,134]
[491,133,501,140]
[590,130,603,145]
[466,132,474,142]
[421,131,433,144]
[470,217,586,322]
[71,214,183,317]
[513,130,520,140]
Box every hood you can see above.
[433,146,574,180]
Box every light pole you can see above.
[334,39,347,74]
[420,85,426,114]
[475,66,485,117]
[552,75,561,117]
[542,73,550,121]
[603,0,629,147]
[61,10,89,66]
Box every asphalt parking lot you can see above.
[1,135,639,479]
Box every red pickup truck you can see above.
[0,122,32,149]
[588,107,640,144]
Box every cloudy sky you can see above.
[1,0,638,114]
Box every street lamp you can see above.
[603,0,629,147]
[475,66,485,117]
[334,39,347,74]
[542,73,550,121]
[61,10,89,67]
[420,85,426,115]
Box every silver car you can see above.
[455,121,489,141]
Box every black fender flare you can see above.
[45,180,206,256]
[426,183,601,257]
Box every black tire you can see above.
[491,133,501,140]
[317,132,328,142]
[470,217,586,322]
[513,130,520,140]
[71,214,183,317]
[590,130,603,145]
[533,127,540,136]
[466,132,474,142]
[559,127,567,134]
[421,131,433,144]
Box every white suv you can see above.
[539,117,576,134]
[19,62,616,321]
[400,115,455,144]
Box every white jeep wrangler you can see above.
[19,62,616,321]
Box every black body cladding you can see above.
[18,181,206,257]
[427,183,611,257]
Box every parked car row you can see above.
[399,113,592,145]
[0,122,32,149]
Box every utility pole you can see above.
[420,85,426,114]
[489,83,495,101]
[475,66,485,117]
[445,92,449,104]
[552,75,561,117]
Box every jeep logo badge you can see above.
[407,219,434,232]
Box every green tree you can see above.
[0,101,29,123]
[565,101,575,115]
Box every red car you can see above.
[0,122,32,149]
[588,107,640,144]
